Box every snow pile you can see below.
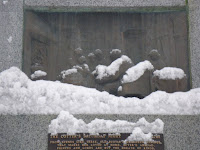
[31,70,47,79]
[125,127,153,142]
[93,55,132,80]
[48,111,163,135]
[121,60,154,84]
[153,67,186,80]
[0,67,200,115]
[48,111,86,135]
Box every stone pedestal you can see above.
[0,115,200,150]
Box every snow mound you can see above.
[153,67,186,80]
[48,111,164,135]
[93,55,132,80]
[31,70,47,79]
[125,127,153,142]
[0,67,200,115]
[121,60,154,84]
[48,111,86,135]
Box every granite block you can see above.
[0,0,23,72]
[24,0,186,8]
[0,0,23,12]
[189,0,200,88]
[0,115,200,150]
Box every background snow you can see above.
[48,111,164,135]
[0,67,200,115]
[121,60,154,84]
[153,67,186,80]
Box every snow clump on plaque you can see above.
[48,111,164,141]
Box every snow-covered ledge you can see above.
[1,67,199,115]
[0,67,200,149]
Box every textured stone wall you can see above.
[24,0,185,7]
[0,0,23,72]
[23,11,189,96]
[0,115,200,150]
[189,0,200,88]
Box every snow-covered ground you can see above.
[0,67,200,115]
[49,111,163,142]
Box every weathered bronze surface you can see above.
[23,11,189,96]
[48,133,164,150]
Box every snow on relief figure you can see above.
[31,70,47,80]
[28,46,189,97]
[93,55,133,83]
[119,61,154,98]
[152,67,187,93]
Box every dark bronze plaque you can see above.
[48,133,164,150]
[24,11,190,97]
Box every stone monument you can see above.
[0,0,200,150]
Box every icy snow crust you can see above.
[0,67,200,115]
[48,111,164,135]
[121,60,154,84]
[153,67,186,80]
[93,55,132,80]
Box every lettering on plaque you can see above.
[48,133,164,150]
